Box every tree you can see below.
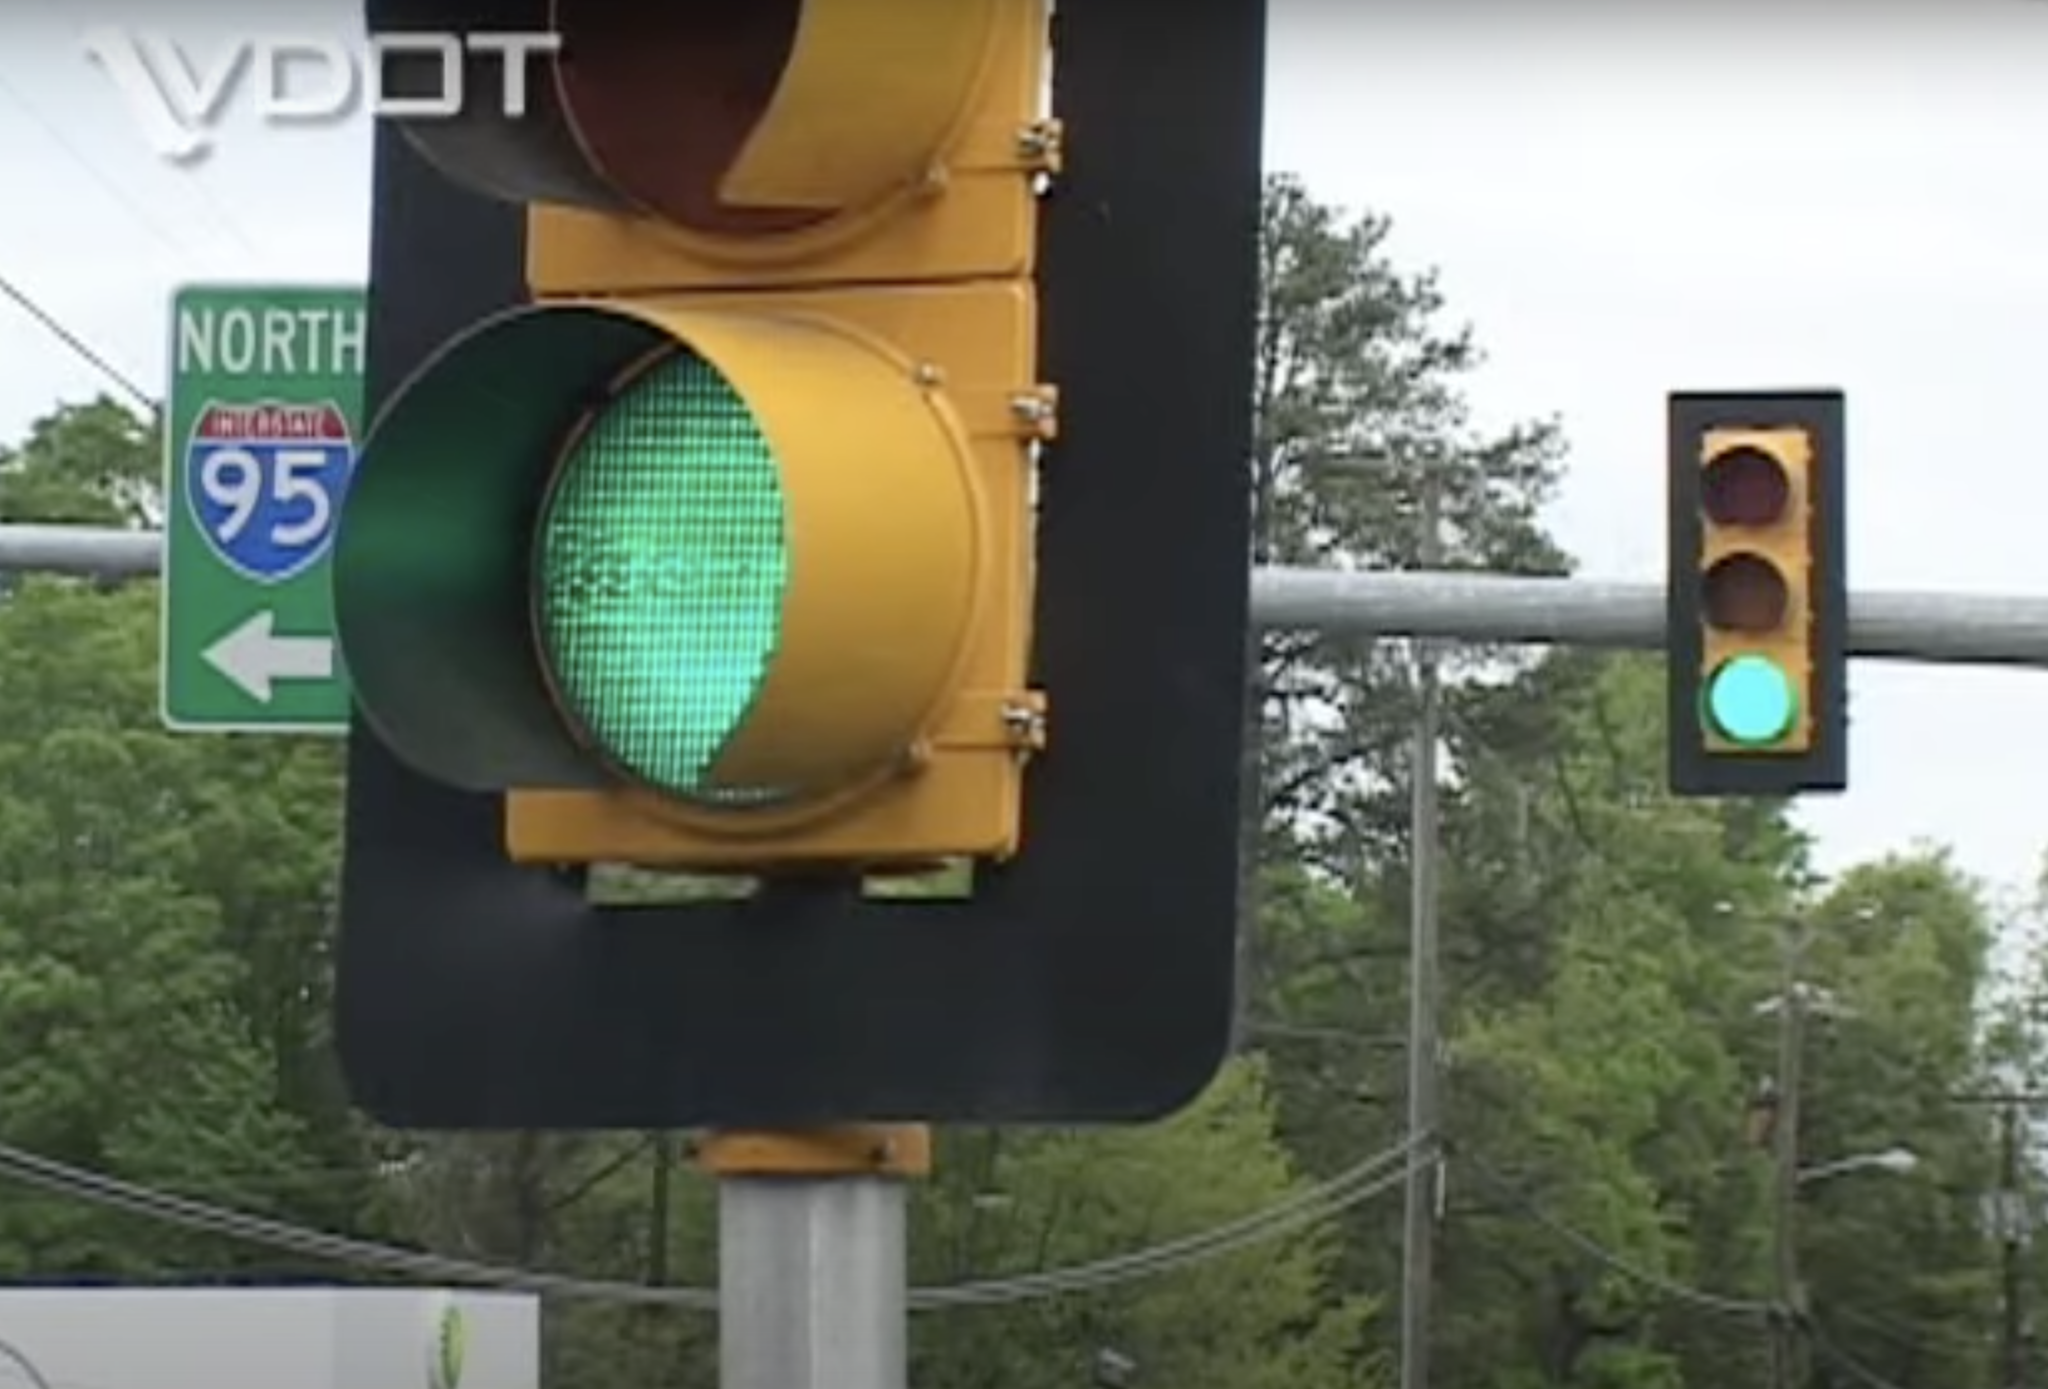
[911,1059,1378,1389]
[0,577,326,1273]
[0,396,161,529]
[1793,854,2000,1389]
[1245,173,1568,903]
[0,399,370,1276]
[1419,656,1791,1389]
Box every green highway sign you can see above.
[160,283,365,732]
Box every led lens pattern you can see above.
[1705,654,1797,747]
[534,349,790,803]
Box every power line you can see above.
[0,272,156,415]
[14,0,261,263]
[1805,1315,1914,1389]
[1823,1301,1982,1362]
[0,1132,1431,1312]
[0,69,192,264]
[1459,1149,1773,1320]
[918,1134,1432,1308]
[1464,1147,1933,1389]
[0,1338,54,1389]
[1398,465,1446,1389]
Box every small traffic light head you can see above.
[1665,390,1847,797]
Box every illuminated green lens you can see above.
[534,349,790,803]
[1705,654,1797,746]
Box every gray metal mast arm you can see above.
[6,526,2048,669]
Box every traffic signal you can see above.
[1666,390,1846,796]
[334,0,1054,871]
[331,0,1269,1128]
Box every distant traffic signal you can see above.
[330,0,1269,1129]
[1667,390,1847,796]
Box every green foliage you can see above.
[912,1059,1377,1389]
[1249,175,1570,891]
[0,396,160,529]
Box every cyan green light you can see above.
[1705,654,1798,746]
[532,349,791,803]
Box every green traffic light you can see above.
[1704,654,1798,746]
[533,348,792,805]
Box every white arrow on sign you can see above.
[203,609,334,703]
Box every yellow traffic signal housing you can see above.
[1667,391,1847,797]
[1696,426,1815,753]
[335,0,1056,871]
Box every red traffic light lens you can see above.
[1702,552,1790,633]
[552,1,828,235]
[1701,446,1790,526]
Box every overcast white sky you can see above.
[1,1,2044,905]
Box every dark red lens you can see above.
[1702,552,1789,633]
[1701,446,1790,526]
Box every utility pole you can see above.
[1769,935,1805,1389]
[1952,1090,2047,1389]
[1398,470,1445,1389]
[647,1131,672,1286]
[2001,1103,2025,1389]
[1769,924,1811,1389]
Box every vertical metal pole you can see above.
[1771,926,1808,1389]
[1950,1090,2048,1387]
[2002,1103,2026,1389]
[720,1179,908,1389]
[647,1131,673,1286]
[1398,474,1445,1389]
[708,1127,926,1389]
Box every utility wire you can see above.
[1463,1147,1937,1389]
[0,272,157,415]
[917,1134,1430,1308]
[0,1132,1431,1312]
[0,69,192,264]
[15,0,263,263]
[0,1339,52,1389]
[1803,1315,1913,1389]
[1458,1149,1773,1320]
[1821,1300,1983,1361]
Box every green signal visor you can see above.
[334,304,657,793]
[1702,654,1800,747]
[333,299,982,804]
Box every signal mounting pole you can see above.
[1398,466,1445,1389]
[1769,924,1810,1389]
[2000,1102,2027,1389]
[702,1125,928,1389]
